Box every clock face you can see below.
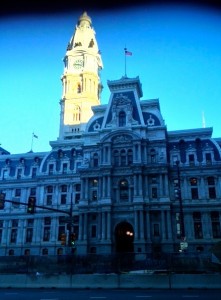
[73,59,84,69]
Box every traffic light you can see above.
[69,233,76,247]
[60,233,66,246]
[0,193,6,209]
[27,196,36,214]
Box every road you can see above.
[0,289,221,300]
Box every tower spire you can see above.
[59,12,103,140]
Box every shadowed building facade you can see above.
[0,12,221,257]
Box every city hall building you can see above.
[0,12,221,257]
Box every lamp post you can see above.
[175,161,186,241]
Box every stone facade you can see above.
[0,12,221,257]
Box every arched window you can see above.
[57,248,63,255]
[42,248,48,255]
[120,149,126,166]
[128,149,133,165]
[113,150,119,166]
[8,249,14,256]
[73,105,81,122]
[119,111,126,127]
[119,179,129,201]
[77,83,81,93]
[24,249,30,256]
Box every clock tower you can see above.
[59,12,103,139]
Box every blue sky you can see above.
[1,3,221,154]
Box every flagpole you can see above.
[31,133,34,152]
[124,47,127,77]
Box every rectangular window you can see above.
[10,229,17,243]
[49,164,54,175]
[46,195,52,205]
[32,167,37,178]
[194,222,203,239]
[92,190,97,201]
[206,153,212,165]
[75,193,80,203]
[189,154,195,166]
[17,168,22,179]
[75,184,81,192]
[153,223,160,236]
[152,187,157,199]
[191,188,199,199]
[61,194,67,205]
[91,225,97,238]
[212,222,221,238]
[30,188,36,196]
[15,189,21,197]
[209,187,216,199]
[62,163,68,174]
[43,227,50,241]
[26,228,33,243]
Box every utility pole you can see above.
[175,161,187,251]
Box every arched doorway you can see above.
[115,221,134,253]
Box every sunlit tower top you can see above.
[59,12,103,140]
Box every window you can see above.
[46,185,53,205]
[206,153,212,165]
[193,212,203,239]
[75,184,81,204]
[26,228,33,243]
[120,149,126,166]
[113,150,119,166]
[93,153,99,167]
[92,190,97,201]
[60,185,67,205]
[62,163,68,174]
[8,249,14,256]
[207,177,216,199]
[49,164,54,175]
[190,178,198,200]
[91,225,97,238]
[42,248,48,255]
[211,211,221,238]
[119,179,129,201]
[119,111,126,127]
[128,149,133,165]
[150,149,156,163]
[15,189,21,197]
[30,188,36,196]
[32,167,37,178]
[17,168,22,179]
[152,187,158,199]
[153,223,160,237]
[189,154,195,166]
[10,229,17,243]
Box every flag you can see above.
[125,49,132,56]
[33,133,38,139]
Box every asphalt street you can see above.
[0,288,221,300]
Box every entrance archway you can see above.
[115,221,134,253]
